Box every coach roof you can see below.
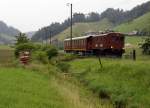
[64,32,123,41]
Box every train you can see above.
[64,32,125,57]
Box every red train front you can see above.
[64,32,125,57]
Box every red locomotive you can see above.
[64,32,125,57]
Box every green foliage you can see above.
[33,51,48,64]
[14,43,35,58]
[115,12,150,35]
[58,53,77,61]
[69,58,150,108]
[56,62,70,73]
[45,46,58,60]
[140,37,150,54]
[0,68,68,108]
[15,32,30,45]
[55,18,113,41]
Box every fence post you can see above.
[133,49,136,61]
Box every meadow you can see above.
[0,35,149,108]
[0,67,71,108]
[69,58,150,108]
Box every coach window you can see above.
[120,37,124,41]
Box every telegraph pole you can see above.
[67,3,73,52]
[44,27,47,44]
[70,3,73,51]
[49,30,52,45]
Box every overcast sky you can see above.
[0,0,149,32]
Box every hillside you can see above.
[25,31,36,39]
[54,18,113,41]
[115,12,150,34]
[32,1,150,42]
[0,21,20,44]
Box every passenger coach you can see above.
[64,32,125,57]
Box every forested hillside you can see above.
[54,18,113,41]
[115,12,150,35]
[0,21,20,44]
[32,1,150,42]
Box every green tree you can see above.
[140,37,150,55]
[15,32,29,45]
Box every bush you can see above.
[140,37,150,55]
[14,43,35,58]
[46,46,58,60]
[58,53,77,61]
[33,51,48,64]
[56,62,70,73]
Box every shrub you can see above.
[140,37,150,55]
[14,43,35,58]
[56,62,70,73]
[58,53,77,61]
[46,46,58,60]
[15,32,30,45]
[33,51,48,64]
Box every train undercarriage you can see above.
[65,49,125,57]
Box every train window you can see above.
[120,37,124,41]
[112,37,118,42]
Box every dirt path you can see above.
[51,75,112,108]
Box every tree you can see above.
[140,37,150,55]
[86,12,100,22]
[15,32,29,45]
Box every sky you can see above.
[0,0,149,32]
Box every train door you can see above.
[87,36,93,50]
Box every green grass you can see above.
[0,67,69,108]
[69,58,150,107]
[54,18,113,41]
[115,12,150,33]
[125,36,145,45]
[0,49,14,64]
[0,45,13,50]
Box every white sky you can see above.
[0,0,149,32]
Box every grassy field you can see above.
[115,12,150,33]
[53,18,113,41]
[0,45,107,108]
[0,68,70,108]
[69,58,150,108]
[0,35,149,108]
[125,36,145,46]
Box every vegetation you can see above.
[115,12,150,35]
[69,58,150,108]
[32,1,150,41]
[0,1,150,107]
[54,18,113,41]
[0,67,70,108]
[15,33,30,45]
[0,45,107,108]
[0,21,20,44]
[140,37,150,55]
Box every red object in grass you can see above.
[19,51,30,65]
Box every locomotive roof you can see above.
[64,32,123,41]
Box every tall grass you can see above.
[0,67,69,108]
[69,58,150,108]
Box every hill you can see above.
[54,18,113,41]
[32,1,150,42]
[115,12,150,35]
[25,31,36,39]
[0,21,20,44]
